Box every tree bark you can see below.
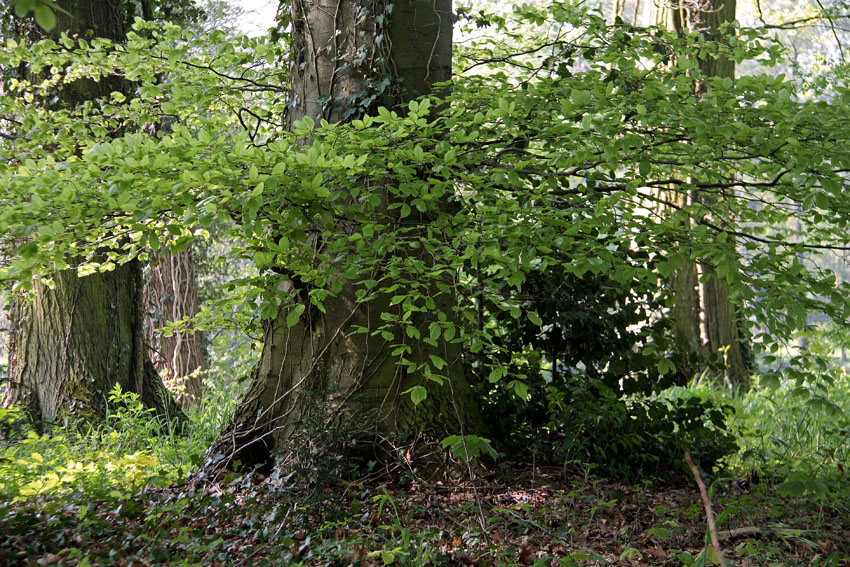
[208,0,485,473]
[5,262,183,425]
[2,0,185,426]
[145,249,205,408]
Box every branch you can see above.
[174,58,287,93]
[749,13,850,31]
[813,0,846,61]
[685,450,728,567]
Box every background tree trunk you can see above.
[2,0,184,426]
[145,249,205,408]
[655,0,750,386]
[209,0,484,472]
[691,0,750,386]
[5,262,183,424]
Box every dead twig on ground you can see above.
[685,450,729,567]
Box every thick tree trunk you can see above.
[657,0,750,386]
[2,0,184,425]
[209,0,485,472]
[145,249,205,408]
[4,262,184,425]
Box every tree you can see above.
[145,248,205,408]
[207,0,487,472]
[650,0,750,385]
[1,0,184,426]
[3,0,850,474]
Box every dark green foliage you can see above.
[481,372,737,481]
[548,379,737,481]
[494,247,688,395]
[475,255,735,481]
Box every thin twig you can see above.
[684,450,728,567]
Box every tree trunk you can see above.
[208,0,485,472]
[2,0,185,426]
[145,249,205,408]
[4,262,184,425]
[656,0,750,386]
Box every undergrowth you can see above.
[672,366,850,502]
[0,379,231,503]
[1,366,849,565]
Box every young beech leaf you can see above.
[407,385,427,405]
[429,354,447,370]
[34,4,56,30]
[509,380,529,400]
[286,304,305,327]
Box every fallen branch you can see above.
[684,450,728,567]
[718,526,766,539]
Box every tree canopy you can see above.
[3,3,850,391]
[2,1,850,563]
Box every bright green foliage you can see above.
[734,368,850,482]
[3,3,850,465]
[440,434,498,462]
[0,385,219,502]
[8,0,61,30]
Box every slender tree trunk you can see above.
[692,0,749,386]
[209,0,484,472]
[665,189,702,355]
[2,0,184,426]
[656,0,750,386]
[145,249,205,408]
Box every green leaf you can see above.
[657,358,675,376]
[647,526,672,541]
[489,367,506,383]
[14,0,35,18]
[409,385,427,405]
[509,380,529,400]
[286,304,305,327]
[429,354,447,370]
[440,435,497,462]
[527,311,542,326]
[34,3,56,30]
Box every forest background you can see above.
[1,0,850,564]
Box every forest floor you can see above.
[2,464,848,566]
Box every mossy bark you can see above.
[209,0,485,472]
[4,262,184,426]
